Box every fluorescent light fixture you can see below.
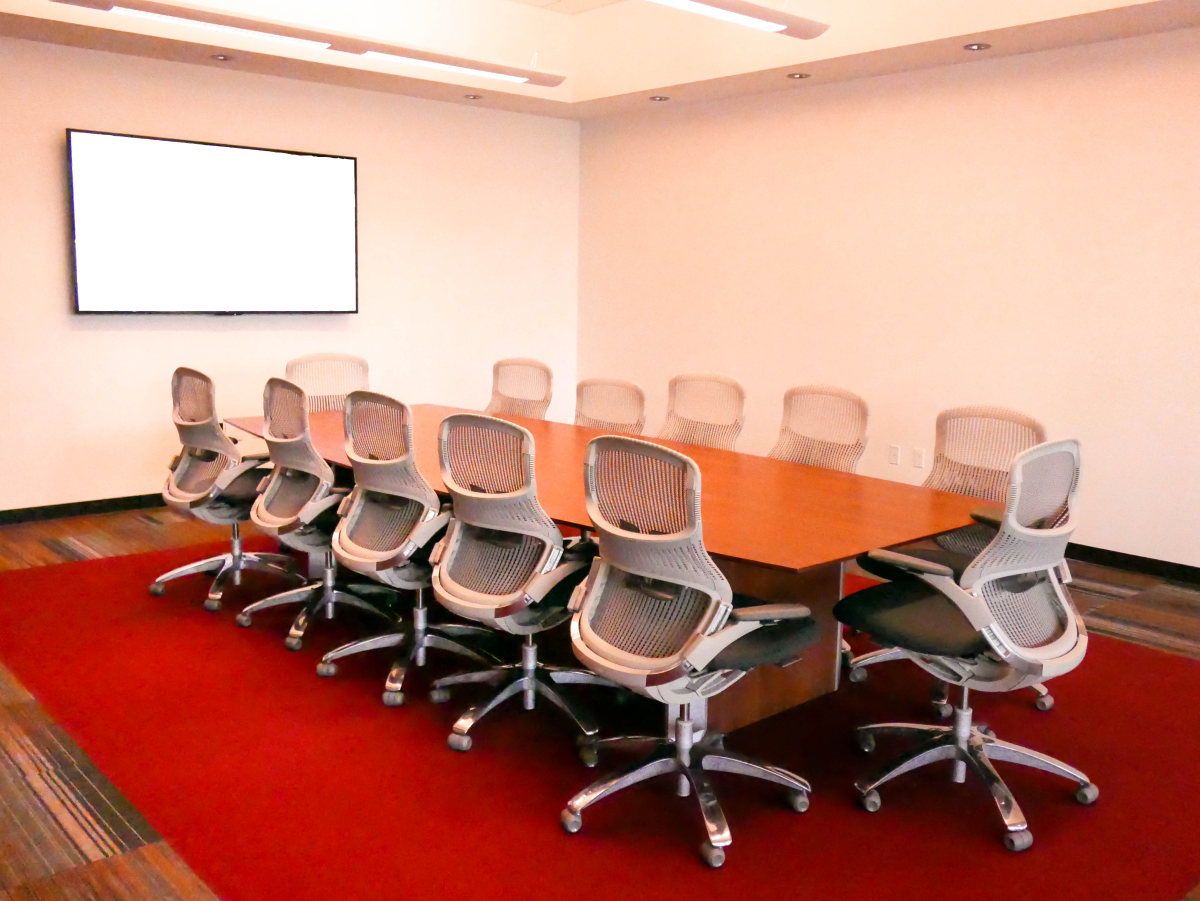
[644,0,784,31]
[362,51,528,84]
[110,7,331,48]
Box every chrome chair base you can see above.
[150,522,300,611]
[564,709,811,868]
[316,589,500,706]
[848,647,1055,714]
[854,687,1097,852]
[235,550,396,650]
[430,634,614,751]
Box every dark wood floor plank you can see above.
[0,844,218,901]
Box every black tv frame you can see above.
[66,128,359,315]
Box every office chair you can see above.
[427,413,611,750]
[150,368,300,608]
[575,378,646,434]
[285,353,369,412]
[235,378,393,647]
[767,385,868,472]
[658,373,745,451]
[561,436,819,868]
[835,440,1097,852]
[484,358,553,420]
[847,406,1054,713]
[314,392,498,705]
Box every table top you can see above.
[226,404,980,572]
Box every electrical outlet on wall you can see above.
[912,448,926,468]
[888,445,901,465]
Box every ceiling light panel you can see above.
[643,0,827,39]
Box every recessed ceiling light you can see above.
[649,96,670,102]
[364,51,528,83]
[787,72,811,79]
[211,54,231,61]
[464,94,481,100]
[964,42,992,51]
[111,7,330,49]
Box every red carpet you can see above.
[0,544,1197,901]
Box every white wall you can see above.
[578,28,1200,564]
[0,36,580,510]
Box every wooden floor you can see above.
[0,507,1197,899]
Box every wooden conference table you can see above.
[227,404,980,733]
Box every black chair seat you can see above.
[834,553,989,658]
[710,593,821,670]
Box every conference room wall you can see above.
[0,36,580,512]
[577,27,1200,566]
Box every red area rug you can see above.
[0,544,1196,901]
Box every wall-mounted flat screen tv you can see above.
[67,129,357,314]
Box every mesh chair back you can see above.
[658,374,745,451]
[962,440,1080,651]
[925,406,1046,503]
[438,414,561,597]
[167,368,241,496]
[580,436,731,662]
[260,378,334,519]
[339,391,439,553]
[285,353,369,413]
[484,358,553,420]
[575,378,646,434]
[768,385,868,472]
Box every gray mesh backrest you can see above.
[168,368,240,497]
[925,406,1046,503]
[575,378,646,434]
[768,385,867,472]
[438,414,561,597]
[962,440,1080,651]
[285,353,369,413]
[658,374,745,451]
[582,437,731,660]
[260,378,333,519]
[484,358,553,420]
[340,392,439,552]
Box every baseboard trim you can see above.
[1068,543,1200,587]
[0,494,166,526]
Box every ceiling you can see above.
[1,0,1197,118]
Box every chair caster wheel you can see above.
[429,688,451,704]
[1035,694,1055,711]
[978,724,995,738]
[700,843,726,869]
[1004,830,1033,852]
[203,598,221,612]
[447,732,472,752]
[316,662,337,677]
[149,583,166,597]
[933,702,954,719]
[382,691,405,706]
[859,790,882,812]
[561,810,582,834]
[787,789,810,813]
[285,636,303,652]
[1075,782,1099,805]
[847,667,867,684]
[579,745,599,768]
[235,613,252,628]
[857,732,876,753]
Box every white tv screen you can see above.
[67,130,357,314]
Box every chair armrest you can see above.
[732,604,811,623]
[867,548,954,577]
[970,506,1004,530]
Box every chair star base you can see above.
[853,689,1096,852]
[150,522,301,611]
[430,634,613,750]
[564,713,811,868]
[234,550,396,650]
[316,590,501,706]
